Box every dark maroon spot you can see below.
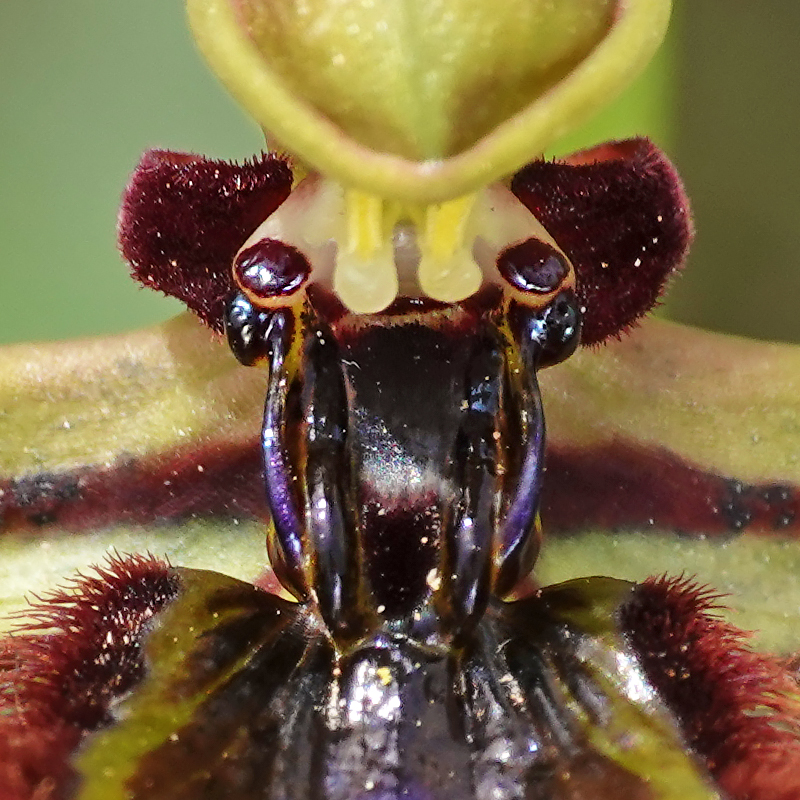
[497,238,569,294]
[0,440,268,534]
[360,498,440,618]
[233,238,310,300]
[511,138,693,345]
[119,150,293,332]
[719,480,799,531]
[9,472,81,525]
[621,576,800,799]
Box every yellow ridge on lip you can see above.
[335,189,399,314]
[417,194,482,303]
[236,178,577,314]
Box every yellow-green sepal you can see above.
[187,0,672,203]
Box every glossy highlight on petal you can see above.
[61,571,720,799]
[497,238,570,294]
[232,238,311,304]
[187,0,673,202]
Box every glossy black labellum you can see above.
[71,570,719,799]
[227,287,579,641]
[45,137,738,800]
[61,288,726,798]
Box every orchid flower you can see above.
[3,2,800,799]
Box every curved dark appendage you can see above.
[440,333,504,635]
[260,309,308,599]
[495,353,545,597]
[496,292,582,595]
[301,329,367,639]
[225,291,308,595]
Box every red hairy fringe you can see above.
[0,553,179,800]
[621,575,800,800]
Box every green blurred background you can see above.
[1,3,798,344]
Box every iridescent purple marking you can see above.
[496,332,546,593]
[443,335,503,631]
[261,309,307,596]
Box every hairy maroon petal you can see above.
[0,554,180,800]
[119,150,293,331]
[621,576,800,800]
[511,138,693,345]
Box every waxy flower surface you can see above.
[3,2,800,800]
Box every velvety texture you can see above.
[511,138,693,344]
[0,554,179,800]
[622,576,800,800]
[117,139,691,346]
[119,150,293,331]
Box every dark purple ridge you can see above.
[497,239,569,294]
[234,238,311,299]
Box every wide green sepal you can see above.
[5,316,800,652]
[187,0,672,202]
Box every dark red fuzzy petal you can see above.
[511,138,693,345]
[0,554,179,800]
[621,576,800,800]
[118,150,293,332]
